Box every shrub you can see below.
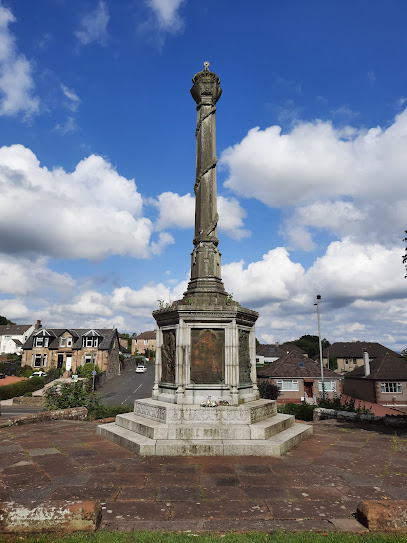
[278,402,316,421]
[43,368,60,385]
[77,362,100,379]
[19,365,34,377]
[317,393,372,414]
[0,377,44,401]
[258,380,280,400]
[44,381,101,412]
[87,403,133,420]
[23,392,33,397]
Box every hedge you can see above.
[0,377,44,401]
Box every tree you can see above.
[290,335,330,358]
[0,316,15,325]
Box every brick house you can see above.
[131,331,156,355]
[257,350,342,404]
[22,327,120,378]
[322,341,399,373]
[343,352,407,408]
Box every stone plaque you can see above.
[190,328,225,384]
[239,329,251,385]
[161,329,176,383]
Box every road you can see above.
[97,361,155,406]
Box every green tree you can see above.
[290,335,330,358]
[0,315,15,325]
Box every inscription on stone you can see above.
[239,329,251,385]
[161,329,176,383]
[190,328,225,384]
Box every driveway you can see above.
[98,361,155,405]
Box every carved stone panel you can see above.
[190,328,225,384]
[239,329,251,385]
[161,329,176,384]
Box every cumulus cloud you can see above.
[0,4,39,117]
[66,290,112,317]
[221,109,407,249]
[0,145,172,259]
[150,191,250,239]
[145,0,186,33]
[75,1,110,46]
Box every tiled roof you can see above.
[136,331,156,340]
[23,328,118,350]
[323,342,399,359]
[257,350,340,379]
[256,343,306,358]
[344,353,407,381]
[0,324,32,336]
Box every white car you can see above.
[136,365,147,373]
[29,371,47,378]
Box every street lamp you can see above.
[314,294,325,401]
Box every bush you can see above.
[0,377,44,401]
[278,402,316,421]
[318,393,371,414]
[23,392,33,397]
[77,362,100,379]
[87,403,133,420]
[43,368,60,385]
[258,380,280,400]
[44,381,101,412]
[19,365,34,377]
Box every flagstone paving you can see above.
[0,418,406,532]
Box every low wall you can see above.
[13,396,45,406]
[0,406,88,428]
[314,407,407,427]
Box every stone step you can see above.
[115,413,168,440]
[250,413,295,440]
[155,439,225,456]
[270,422,313,455]
[97,422,156,455]
[167,424,251,440]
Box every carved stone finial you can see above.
[204,61,210,71]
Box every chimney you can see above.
[363,351,370,376]
[35,320,42,330]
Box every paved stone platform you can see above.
[0,418,406,532]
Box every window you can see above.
[36,337,43,347]
[381,382,402,393]
[277,380,299,391]
[144,339,149,345]
[86,337,93,347]
[34,354,42,367]
[93,338,98,347]
[44,337,49,347]
[85,354,93,364]
[67,337,73,347]
[319,380,336,392]
[42,354,47,367]
[60,336,66,347]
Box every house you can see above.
[22,327,120,378]
[256,342,306,365]
[0,320,41,356]
[257,350,342,404]
[343,351,407,408]
[322,341,400,373]
[132,331,156,355]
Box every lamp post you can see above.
[314,294,325,401]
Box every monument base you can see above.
[97,398,312,456]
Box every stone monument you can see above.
[98,63,312,455]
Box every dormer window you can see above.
[94,338,98,347]
[36,337,43,347]
[60,337,66,347]
[67,337,73,347]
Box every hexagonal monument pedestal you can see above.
[97,63,312,455]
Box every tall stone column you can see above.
[184,62,227,304]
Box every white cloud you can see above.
[75,1,110,46]
[53,116,78,135]
[145,0,186,32]
[150,191,250,239]
[0,254,74,296]
[61,83,80,112]
[0,298,30,320]
[67,290,112,317]
[221,109,407,249]
[0,4,39,117]
[0,145,172,259]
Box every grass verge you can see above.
[1,531,406,543]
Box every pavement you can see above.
[0,418,406,532]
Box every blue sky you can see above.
[0,0,406,351]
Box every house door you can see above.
[57,354,64,368]
[304,381,313,397]
[66,355,72,371]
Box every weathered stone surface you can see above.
[0,501,101,533]
[357,500,407,531]
[0,407,87,428]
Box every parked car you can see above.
[29,371,47,378]
[0,373,5,379]
[136,365,147,373]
